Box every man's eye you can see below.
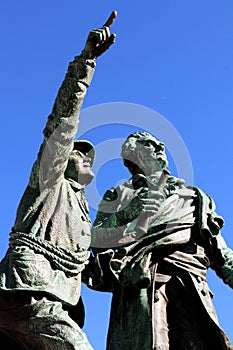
[154,145,161,151]
[144,141,155,148]
[74,151,85,158]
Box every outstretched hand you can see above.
[82,11,117,59]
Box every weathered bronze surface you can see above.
[90,131,233,349]
[0,11,117,350]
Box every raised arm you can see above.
[30,11,117,189]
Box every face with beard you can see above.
[65,150,94,185]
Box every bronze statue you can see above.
[89,131,233,349]
[0,11,117,350]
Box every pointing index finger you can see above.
[103,10,117,27]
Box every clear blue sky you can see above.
[0,1,233,349]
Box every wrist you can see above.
[80,49,97,61]
[73,55,96,87]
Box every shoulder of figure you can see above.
[187,185,212,201]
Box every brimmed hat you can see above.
[73,140,95,165]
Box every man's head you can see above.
[121,131,168,176]
[65,140,95,185]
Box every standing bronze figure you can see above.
[90,131,233,350]
[0,11,117,350]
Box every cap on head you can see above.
[73,140,95,165]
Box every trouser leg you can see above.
[0,330,25,350]
[152,284,169,350]
[166,277,207,350]
[0,293,93,350]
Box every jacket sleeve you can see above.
[29,56,96,189]
[194,186,233,289]
[89,188,128,292]
[212,234,233,289]
[91,187,132,249]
